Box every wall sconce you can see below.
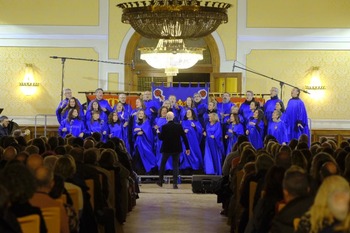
[19,64,39,96]
[305,66,326,100]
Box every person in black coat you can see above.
[156,112,190,189]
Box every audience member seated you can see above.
[0,146,17,169]
[1,160,47,233]
[26,154,44,173]
[270,166,314,233]
[25,145,40,155]
[29,166,70,233]
[296,175,350,233]
[0,183,22,233]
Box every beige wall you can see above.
[0,47,98,116]
[246,50,350,119]
[247,0,350,28]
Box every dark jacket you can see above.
[158,120,189,153]
[270,195,314,233]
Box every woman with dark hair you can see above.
[181,108,203,172]
[246,109,265,150]
[86,99,107,124]
[246,166,285,233]
[225,113,244,155]
[154,106,170,171]
[114,102,131,153]
[1,161,47,233]
[86,111,108,142]
[108,111,123,139]
[180,97,198,121]
[203,112,225,175]
[132,109,157,174]
[59,108,85,138]
[60,97,85,123]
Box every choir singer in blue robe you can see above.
[225,113,244,154]
[59,109,85,138]
[245,109,265,150]
[203,113,225,175]
[267,110,289,145]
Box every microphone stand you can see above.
[50,56,133,101]
[233,64,310,99]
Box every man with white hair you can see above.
[156,112,190,189]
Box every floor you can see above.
[119,183,230,233]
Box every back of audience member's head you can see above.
[15,135,27,147]
[34,166,54,190]
[15,151,29,164]
[322,147,335,158]
[243,162,256,177]
[335,149,347,173]
[310,152,336,185]
[279,145,292,154]
[308,175,350,233]
[84,148,98,165]
[43,155,59,171]
[319,136,328,144]
[238,148,256,168]
[64,145,73,154]
[47,136,59,151]
[288,139,298,150]
[291,150,308,172]
[57,136,65,146]
[72,137,84,148]
[300,149,312,167]
[100,141,116,150]
[266,140,277,155]
[343,153,350,183]
[310,144,321,157]
[275,151,292,170]
[41,151,56,159]
[91,132,102,142]
[54,155,76,180]
[83,139,95,150]
[0,160,36,204]
[26,154,43,173]
[263,165,285,199]
[319,161,340,182]
[69,147,84,163]
[296,142,309,151]
[264,135,277,147]
[298,134,309,145]
[340,141,350,149]
[54,145,66,156]
[255,154,274,173]
[282,166,309,202]
[271,143,282,158]
[32,137,46,154]
[66,136,76,146]
[238,141,253,154]
[2,146,17,161]
[99,149,118,167]
[25,145,40,155]
[236,135,249,148]
[0,136,17,149]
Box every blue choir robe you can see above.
[263,96,280,123]
[59,118,85,138]
[267,120,289,144]
[144,99,160,125]
[194,101,208,127]
[225,123,245,155]
[204,122,225,175]
[133,120,156,173]
[153,117,172,170]
[284,97,310,142]
[217,102,234,124]
[117,110,131,153]
[180,107,198,121]
[108,121,124,139]
[180,120,203,170]
[55,98,82,124]
[246,119,265,150]
[239,100,253,126]
[86,120,109,142]
[113,103,133,116]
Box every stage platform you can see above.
[137,175,193,184]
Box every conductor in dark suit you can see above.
[156,112,190,189]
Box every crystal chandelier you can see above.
[139,39,204,76]
[117,0,231,39]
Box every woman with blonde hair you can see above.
[296,175,350,233]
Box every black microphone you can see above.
[131,60,135,70]
[232,60,236,72]
[50,56,59,59]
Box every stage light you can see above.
[19,64,39,96]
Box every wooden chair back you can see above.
[249,181,257,219]
[67,188,79,213]
[85,179,94,210]
[17,214,40,233]
[41,207,60,233]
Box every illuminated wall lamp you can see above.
[19,64,39,96]
[305,66,326,100]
